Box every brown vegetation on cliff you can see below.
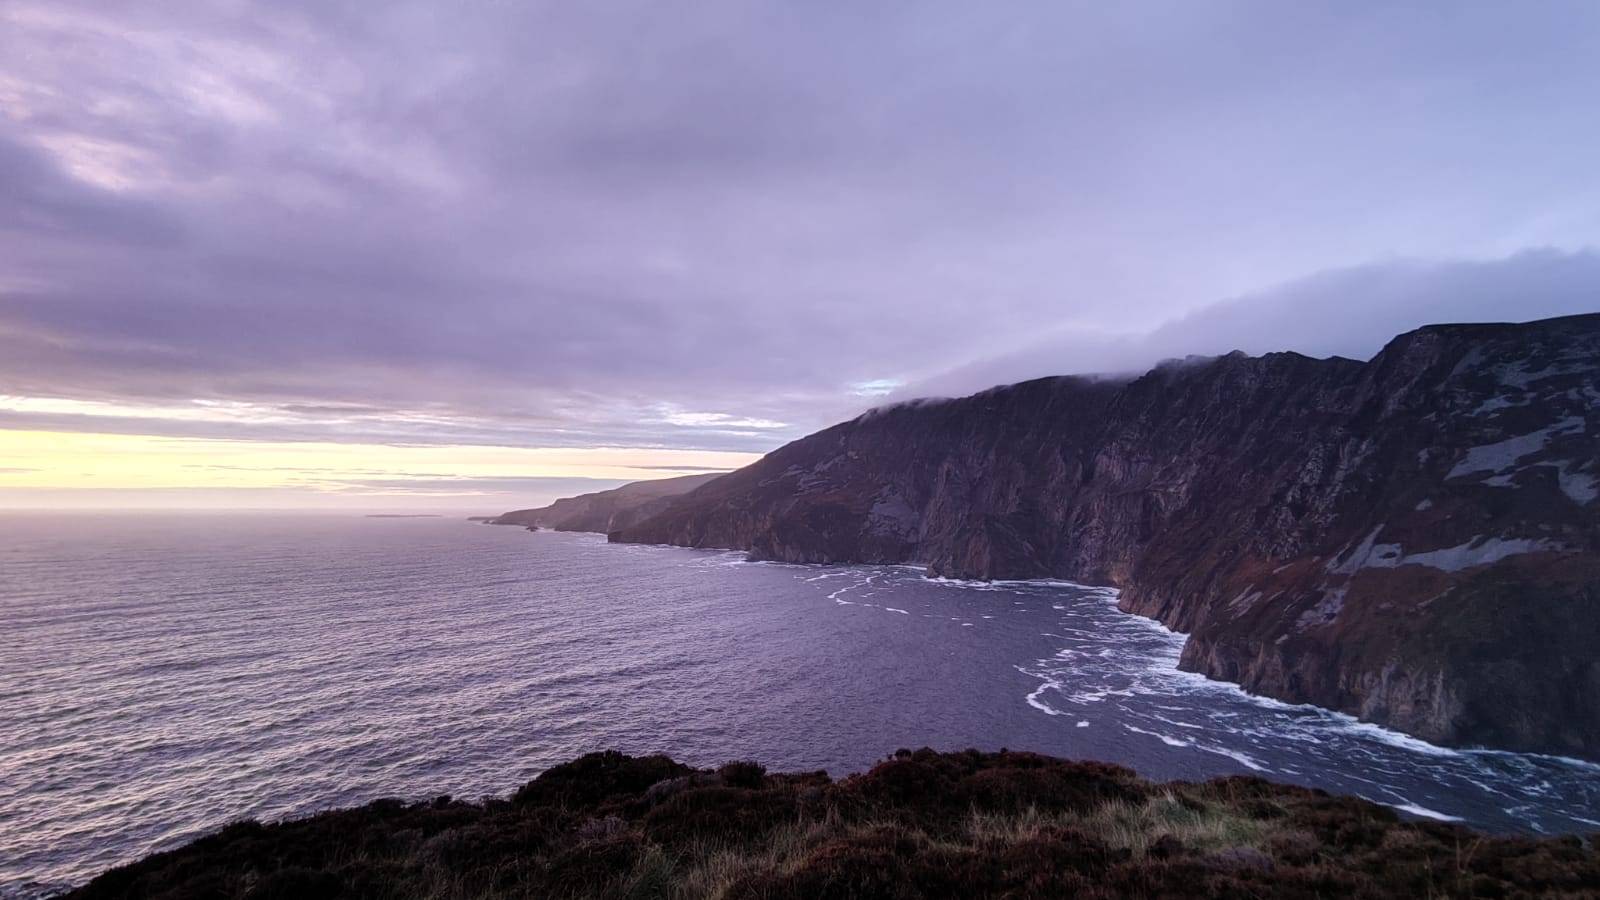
[69,750,1600,899]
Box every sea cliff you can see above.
[490,472,725,535]
[610,315,1600,759]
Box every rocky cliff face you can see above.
[491,472,725,534]
[613,315,1600,759]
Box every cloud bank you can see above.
[903,250,1600,399]
[1,1,1597,463]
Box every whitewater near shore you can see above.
[4,516,1597,896]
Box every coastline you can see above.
[11,520,1599,896]
[570,527,1513,766]
[533,528,1600,821]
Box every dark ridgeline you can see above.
[66,750,1600,899]
[610,314,1600,760]
[489,472,726,534]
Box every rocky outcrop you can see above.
[491,472,725,534]
[612,314,1600,759]
[67,749,1600,899]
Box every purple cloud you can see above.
[2,1,1599,453]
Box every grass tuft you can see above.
[67,749,1600,899]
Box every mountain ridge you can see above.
[607,314,1600,759]
[489,471,725,534]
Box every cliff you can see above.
[490,472,725,534]
[613,314,1600,759]
[68,750,1600,899]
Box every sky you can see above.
[2,1,1598,510]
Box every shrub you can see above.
[66,749,1600,900]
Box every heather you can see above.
[72,749,1600,899]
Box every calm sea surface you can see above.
[2,513,1597,896]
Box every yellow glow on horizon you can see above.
[0,429,760,500]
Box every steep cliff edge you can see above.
[490,472,725,534]
[613,314,1600,759]
[67,750,1600,899]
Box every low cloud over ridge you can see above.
[2,2,1599,464]
[900,250,1600,402]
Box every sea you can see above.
[2,513,1597,896]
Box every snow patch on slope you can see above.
[1448,417,1585,479]
[1327,530,1567,577]
[1556,463,1598,504]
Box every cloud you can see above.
[658,409,788,430]
[627,465,734,473]
[0,479,633,511]
[2,1,1598,464]
[899,250,1600,400]
[305,475,635,496]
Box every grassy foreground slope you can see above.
[72,750,1599,899]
